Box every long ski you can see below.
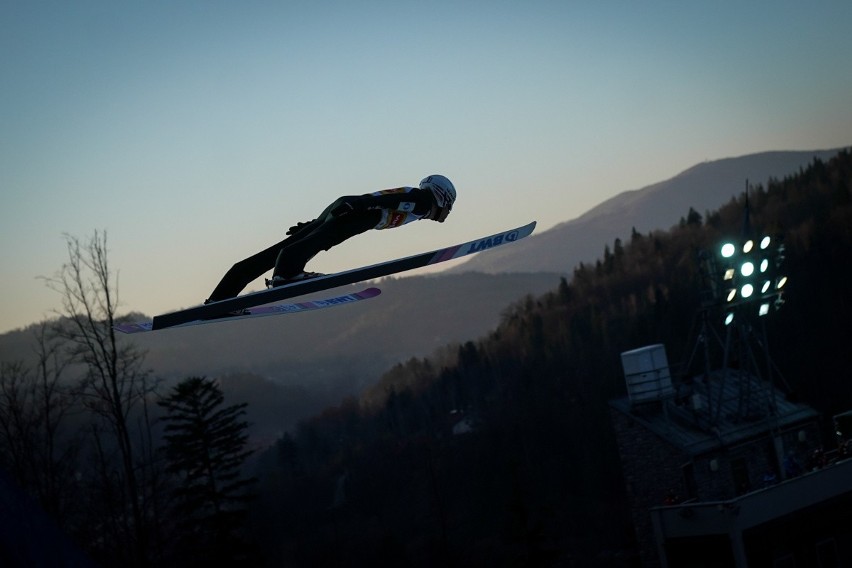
[152,221,536,330]
[116,288,381,334]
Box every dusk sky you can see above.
[2,1,850,333]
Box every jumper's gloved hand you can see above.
[286,220,314,236]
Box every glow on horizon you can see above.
[2,1,851,333]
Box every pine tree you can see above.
[158,377,255,566]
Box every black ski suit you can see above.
[206,187,438,303]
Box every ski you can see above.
[115,287,381,334]
[152,221,536,331]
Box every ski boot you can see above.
[266,271,325,288]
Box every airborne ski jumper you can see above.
[205,174,457,303]
[134,173,536,332]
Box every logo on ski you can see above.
[464,229,520,254]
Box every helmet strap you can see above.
[434,206,451,223]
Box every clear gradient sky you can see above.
[2,1,850,333]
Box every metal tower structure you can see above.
[685,183,789,431]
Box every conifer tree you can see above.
[158,377,255,566]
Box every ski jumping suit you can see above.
[206,187,438,302]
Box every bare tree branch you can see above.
[41,230,157,566]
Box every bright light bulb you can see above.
[777,276,788,289]
[761,281,771,294]
[727,289,737,302]
[724,268,735,281]
[725,312,735,325]
[760,236,771,249]
[759,303,770,316]
[741,261,755,277]
[743,240,754,253]
[760,259,769,273]
[721,243,736,258]
[741,283,754,298]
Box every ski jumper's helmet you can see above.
[420,175,456,210]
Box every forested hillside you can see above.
[1,150,848,566]
[249,150,852,566]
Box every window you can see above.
[731,457,750,495]
[816,537,838,568]
[681,462,697,500]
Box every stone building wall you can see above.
[609,406,686,567]
[609,402,823,567]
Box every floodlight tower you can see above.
[690,185,789,425]
[714,187,789,416]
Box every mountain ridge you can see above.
[449,148,846,275]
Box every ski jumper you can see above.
[206,187,437,302]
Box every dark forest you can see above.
[248,150,852,566]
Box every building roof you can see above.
[610,368,819,456]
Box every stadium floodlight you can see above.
[714,231,787,324]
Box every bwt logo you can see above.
[465,230,520,253]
